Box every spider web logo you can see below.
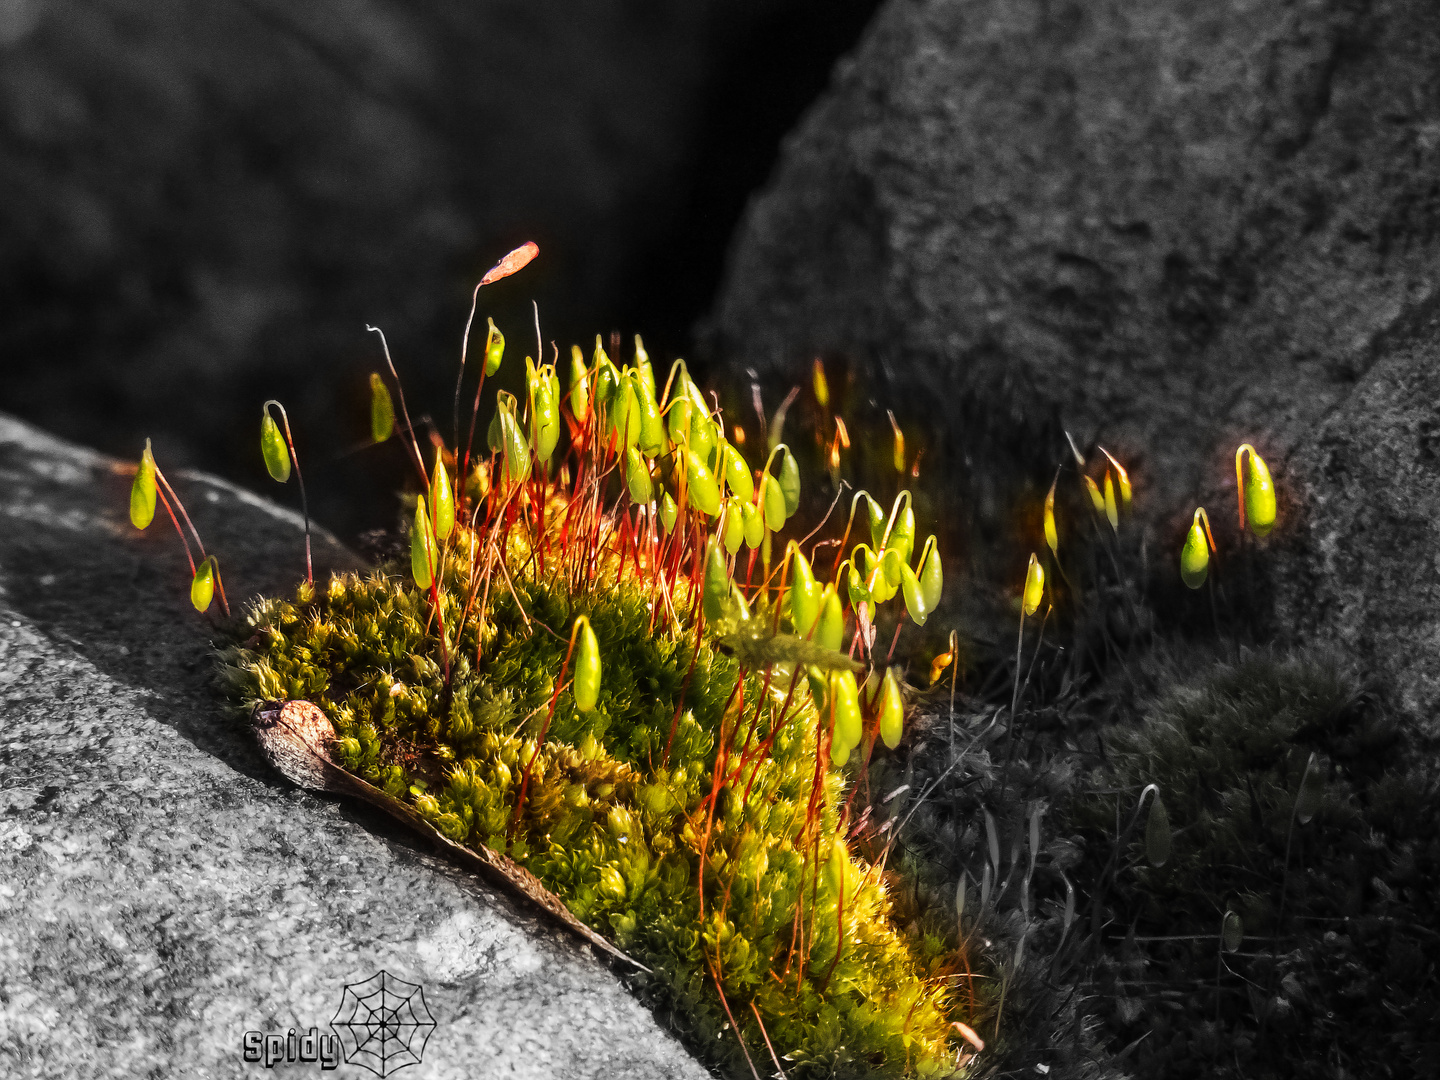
[330,970,437,1077]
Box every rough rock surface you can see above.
[707,0,1440,714]
[0,414,707,1078]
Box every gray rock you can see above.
[706,0,1440,711]
[0,414,707,1079]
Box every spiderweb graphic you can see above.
[330,970,437,1077]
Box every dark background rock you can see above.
[705,0,1440,710]
[0,0,881,541]
[0,412,710,1077]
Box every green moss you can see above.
[220,529,966,1078]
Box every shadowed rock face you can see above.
[706,0,1440,715]
[0,413,708,1078]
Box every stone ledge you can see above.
[0,414,707,1079]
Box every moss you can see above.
[220,523,967,1078]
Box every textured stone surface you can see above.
[0,414,706,1078]
[706,0,1440,711]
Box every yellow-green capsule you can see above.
[881,546,904,589]
[1180,507,1211,589]
[1104,471,1118,531]
[703,541,730,622]
[499,405,531,487]
[573,616,601,712]
[788,545,821,637]
[260,409,290,483]
[1044,476,1058,556]
[1083,475,1105,515]
[593,339,619,414]
[886,501,915,564]
[659,491,678,534]
[689,408,716,464]
[1023,552,1044,616]
[1145,793,1171,867]
[568,345,590,423]
[815,586,844,651]
[760,473,787,532]
[429,451,453,541]
[528,359,561,463]
[130,439,157,530]
[720,442,754,502]
[190,556,216,613]
[741,500,764,549]
[483,319,504,377]
[917,535,943,612]
[722,499,745,554]
[624,446,652,505]
[830,669,862,757]
[684,449,721,517]
[612,377,641,450]
[899,561,928,626]
[370,373,394,444]
[666,395,692,449]
[778,448,801,517]
[1236,443,1277,538]
[411,496,437,590]
[878,668,905,750]
[635,378,664,458]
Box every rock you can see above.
[0,413,707,1078]
[706,0,1440,708]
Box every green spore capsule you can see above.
[917,536,943,612]
[788,544,820,638]
[1023,553,1045,616]
[684,449,721,517]
[499,404,532,488]
[130,439,157,529]
[778,447,800,517]
[613,377,642,451]
[633,334,655,399]
[430,448,455,540]
[899,561,928,626]
[720,442,753,502]
[573,616,601,712]
[528,358,561,463]
[760,473,787,533]
[369,373,394,444]
[260,409,290,483]
[191,556,216,613]
[411,496,436,590]
[741,501,764,549]
[689,410,716,465]
[887,501,915,565]
[878,668,905,750]
[1181,508,1211,589]
[483,318,504,377]
[635,377,664,458]
[722,499,745,554]
[666,396,692,450]
[624,447,653,505]
[659,490,678,534]
[703,541,729,622]
[831,669,862,757]
[1237,443,1277,538]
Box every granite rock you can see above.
[706,0,1440,712]
[0,414,707,1079]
